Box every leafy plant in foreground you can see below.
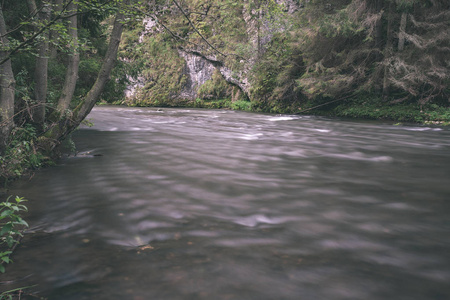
[0,196,29,273]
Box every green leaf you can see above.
[17,204,28,211]
[15,197,25,203]
[0,223,13,236]
[17,219,29,227]
[5,236,16,248]
[0,203,12,209]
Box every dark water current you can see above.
[3,106,450,299]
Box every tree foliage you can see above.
[0,0,133,157]
[291,0,450,106]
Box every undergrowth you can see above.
[0,196,28,273]
[331,98,450,124]
[0,125,51,186]
[0,196,35,300]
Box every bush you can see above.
[0,125,48,184]
[197,69,231,100]
[231,100,252,111]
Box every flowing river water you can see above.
[3,106,450,299]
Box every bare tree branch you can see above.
[171,0,227,58]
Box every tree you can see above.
[49,0,130,142]
[287,0,449,107]
[0,7,15,151]
[0,0,132,154]
[55,1,80,117]
[27,0,51,127]
[389,0,450,105]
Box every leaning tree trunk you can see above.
[0,7,15,153]
[46,1,129,143]
[74,5,127,123]
[55,1,79,116]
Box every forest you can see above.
[0,0,450,180]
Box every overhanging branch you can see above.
[171,0,227,58]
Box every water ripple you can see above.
[7,106,450,300]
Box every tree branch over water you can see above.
[171,0,227,58]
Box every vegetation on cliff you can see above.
[119,0,449,123]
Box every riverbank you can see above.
[311,100,450,126]
[0,125,57,188]
[3,98,448,186]
[112,97,450,126]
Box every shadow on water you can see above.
[3,106,450,299]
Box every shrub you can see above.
[0,125,48,184]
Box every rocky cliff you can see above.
[124,0,300,103]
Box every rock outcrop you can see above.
[177,50,216,99]
[125,1,300,102]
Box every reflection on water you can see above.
[3,106,450,299]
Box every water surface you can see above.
[3,106,450,299]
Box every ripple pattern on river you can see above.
[7,107,450,300]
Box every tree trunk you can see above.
[382,1,394,99]
[50,0,64,59]
[55,1,79,116]
[74,6,127,122]
[374,0,385,54]
[398,12,407,51]
[28,0,51,128]
[46,1,129,142]
[0,7,16,152]
[26,0,37,16]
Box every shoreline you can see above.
[102,98,450,126]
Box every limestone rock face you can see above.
[217,66,250,95]
[178,51,216,99]
[179,50,251,99]
[125,1,301,102]
[139,18,157,43]
[124,75,145,99]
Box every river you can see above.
[3,106,450,299]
